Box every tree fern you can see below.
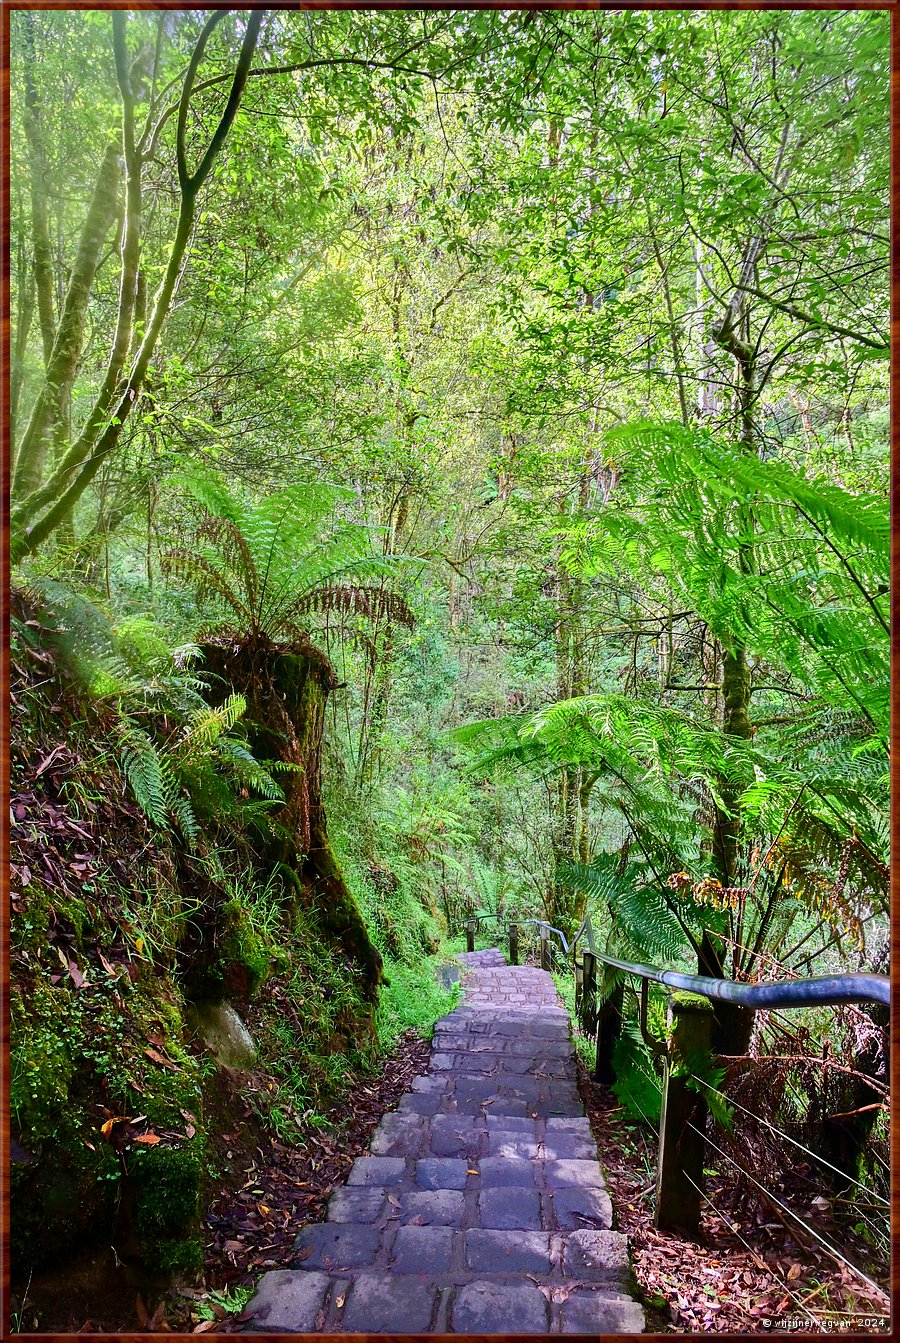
[565,421,889,741]
[163,471,411,647]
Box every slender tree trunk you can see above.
[12,141,121,498]
[701,246,762,1055]
[21,11,56,368]
[12,10,262,560]
[10,233,35,449]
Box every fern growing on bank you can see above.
[117,693,288,848]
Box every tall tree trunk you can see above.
[704,247,761,1055]
[21,11,56,367]
[12,141,121,498]
[10,229,35,449]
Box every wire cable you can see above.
[680,1171,820,1326]
[688,1074,889,1207]
[683,1118,888,1301]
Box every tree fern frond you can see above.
[558,857,684,960]
[162,549,252,626]
[296,584,415,629]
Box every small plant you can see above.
[194,1284,255,1320]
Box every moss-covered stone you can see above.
[221,897,272,998]
[131,1142,205,1272]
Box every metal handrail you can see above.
[456,911,890,1008]
[592,951,890,1009]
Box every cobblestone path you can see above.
[244,949,645,1333]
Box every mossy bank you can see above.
[9,586,453,1289]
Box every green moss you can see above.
[10,937,209,1277]
[670,989,714,1013]
[221,897,271,996]
[14,881,93,958]
[143,1235,204,1274]
[10,984,77,1138]
[132,1141,204,1271]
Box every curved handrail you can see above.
[455,912,889,1007]
[593,952,890,1009]
[513,917,572,952]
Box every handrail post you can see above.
[580,951,597,1036]
[466,919,475,953]
[540,930,550,971]
[655,991,713,1235]
[574,954,584,1016]
[508,922,519,965]
[594,978,623,1086]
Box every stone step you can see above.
[242,950,644,1333]
[322,1183,614,1233]
[247,1269,645,1333]
[292,1222,632,1284]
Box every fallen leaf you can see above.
[101,1116,132,1140]
[67,961,86,993]
[192,1320,217,1333]
[133,1133,161,1146]
[144,1046,178,1071]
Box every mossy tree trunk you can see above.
[202,636,383,1001]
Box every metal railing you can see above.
[462,910,889,1006]
[456,909,890,1268]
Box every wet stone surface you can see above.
[244,948,644,1333]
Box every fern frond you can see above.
[296,584,415,629]
[558,856,684,960]
[169,794,200,849]
[118,725,169,829]
[162,549,252,626]
[174,693,247,755]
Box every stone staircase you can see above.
[243,949,645,1333]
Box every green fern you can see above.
[673,1044,735,1133]
[118,725,170,829]
[163,471,413,646]
[558,857,684,961]
[611,1021,663,1124]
